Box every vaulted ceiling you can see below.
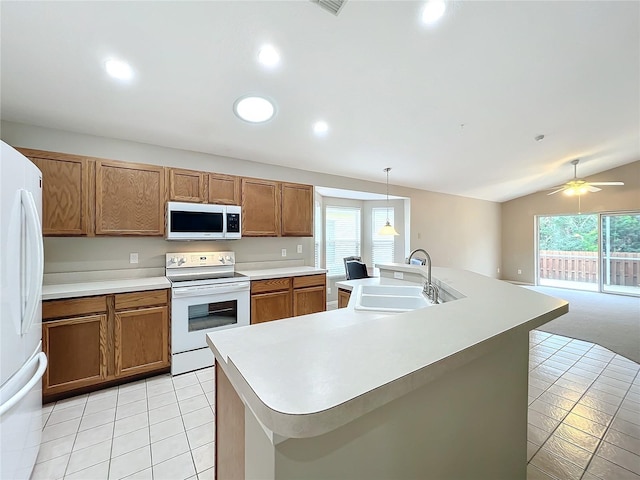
[1,1,638,202]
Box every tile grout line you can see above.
[528,338,613,479]
[578,366,640,480]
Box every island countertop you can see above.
[207,264,567,440]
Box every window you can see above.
[372,207,395,270]
[325,206,361,276]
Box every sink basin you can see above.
[354,284,433,313]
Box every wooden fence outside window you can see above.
[539,250,640,286]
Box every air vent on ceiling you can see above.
[310,0,347,16]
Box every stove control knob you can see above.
[225,255,232,262]
[218,255,224,263]
[178,257,187,266]
[168,257,177,265]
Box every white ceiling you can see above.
[1,1,638,202]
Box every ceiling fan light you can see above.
[564,188,575,197]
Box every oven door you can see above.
[171,281,250,353]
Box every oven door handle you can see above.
[172,282,249,298]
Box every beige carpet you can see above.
[525,285,640,364]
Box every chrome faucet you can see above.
[407,248,432,285]
[408,248,438,303]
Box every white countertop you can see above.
[41,266,325,300]
[42,276,171,300]
[237,266,326,280]
[207,264,568,440]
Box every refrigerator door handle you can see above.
[0,352,47,417]
[20,189,44,335]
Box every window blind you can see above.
[325,206,361,276]
[371,207,395,269]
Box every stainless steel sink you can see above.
[354,284,433,313]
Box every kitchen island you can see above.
[206,264,568,479]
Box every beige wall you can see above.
[501,160,640,284]
[1,121,502,278]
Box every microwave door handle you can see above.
[21,189,44,335]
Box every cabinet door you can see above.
[209,173,240,205]
[168,168,206,202]
[114,306,169,378]
[241,178,280,236]
[95,161,165,235]
[281,183,313,237]
[338,288,351,309]
[42,315,108,397]
[251,291,292,324]
[293,286,326,316]
[21,149,93,236]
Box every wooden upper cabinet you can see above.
[281,183,313,237]
[19,148,94,236]
[167,168,206,203]
[241,178,281,236]
[95,160,165,235]
[209,173,240,205]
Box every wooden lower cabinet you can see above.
[114,306,169,377]
[251,274,326,324]
[251,278,293,324]
[42,314,108,396]
[338,288,351,309]
[42,289,170,401]
[293,275,327,316]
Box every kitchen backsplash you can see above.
[43,236,315,274]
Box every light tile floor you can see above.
[31,331,640,479]
[528,330,640,480]
[32,368,215,480]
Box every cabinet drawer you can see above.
[43,296,107,320]
[115,289,169,310]
[293,274,325,289]
[251,277,292,294]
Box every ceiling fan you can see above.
[546,159,624,196]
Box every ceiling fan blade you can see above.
[547,187,566,196]
[589,182,624,186]
[587,186,602,193]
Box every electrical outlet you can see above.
[297,244,303,254]
[497,267,500,274]
[517,269,522,275]
[129,253,139,264]
[327,287,332,295]
[281,248,287,257]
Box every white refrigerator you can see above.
[0,141,47,479]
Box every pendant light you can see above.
[379,167,399,236]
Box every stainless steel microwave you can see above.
[166,202,241,240]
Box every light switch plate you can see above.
[297,244,302,254]
[281,249,287,257]
[129,253,139,264]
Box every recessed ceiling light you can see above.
[422,0,446,25]
[535,134,545,142]
[313,121,329,135]
[233,96,276,123]
[104,58,133,81]
[258,45,280,67]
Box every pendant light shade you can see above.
[379,167,399,236]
